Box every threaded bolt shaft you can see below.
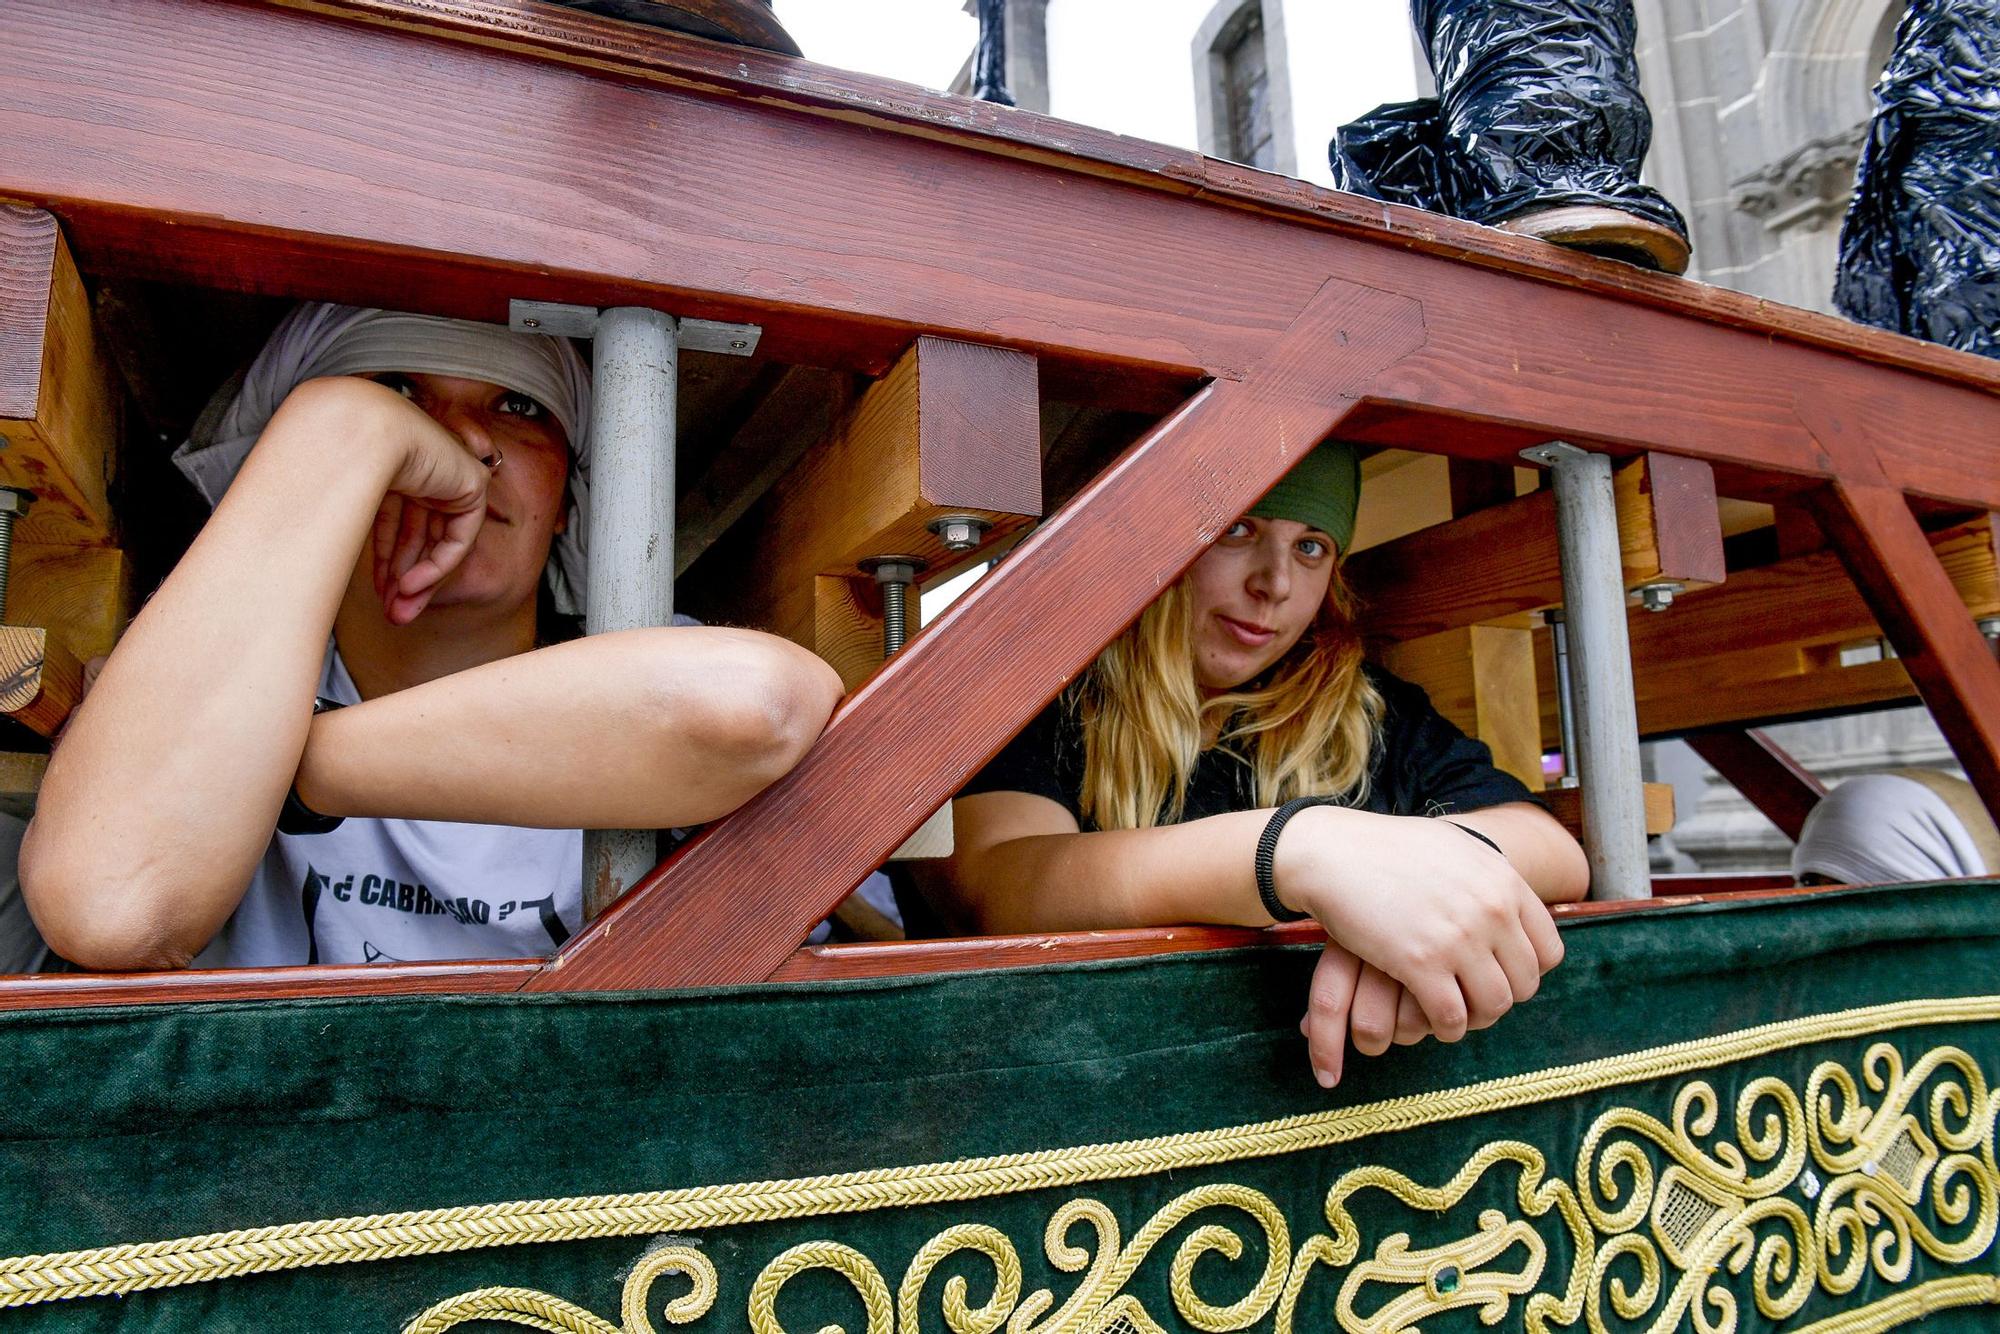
[0,490,35,625]
[881,578,908,655]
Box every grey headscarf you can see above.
[1792,772,1994,885]
[172,303,595,615]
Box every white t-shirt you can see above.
[194,648,582,969]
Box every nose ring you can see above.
[482,446,504,472]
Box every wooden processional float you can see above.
[2,1,2000,1330]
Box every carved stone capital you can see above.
[1730,123,1869,234]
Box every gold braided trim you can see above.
[4,993,1998,1310]
[1790,1276,2000,1334]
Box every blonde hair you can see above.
[1075,565,1382,830]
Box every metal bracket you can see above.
[1519,440,1590,468]
[508,299,761,356]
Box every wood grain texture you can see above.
[1377,624,1542,787]
[0,960,538,1008]
[1352,454,1721,645]
[1541,782,1676,838]
[0,624,80,736]
[0,206,56,420]
[1685,729,1826,840]
[10,541,130,662]
[531,279,1430,991]
[813,574,891,694]
[1809,483,2000,820]
[684,338,1038,644]
[9,1,2000,508]
[0,206,119,545]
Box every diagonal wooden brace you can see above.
[1809,481,2000,823]
[532,278,1429,990]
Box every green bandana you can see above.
[1246,440,1361,553]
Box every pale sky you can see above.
[770,0,977,91]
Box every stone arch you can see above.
[1762,0,1905,154]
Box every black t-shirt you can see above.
[961,665,1536,829]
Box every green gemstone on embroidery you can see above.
[1435,1265,1461,1295]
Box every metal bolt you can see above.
[729,339,749,351]
[1979,617,2000,643]
[0,488,34,623]
[1547,608,1579,788]
[1637,581,1684,613]
[521,317,541,329]
[860,556,926,657]
[928,514,991,554]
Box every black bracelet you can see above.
[1254,796,1343,923]
[277,697,347,836]
[1442,819,1505,859]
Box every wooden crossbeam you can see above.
[1532,517,2000,740]
[1351,454,1723,645]
[1542,783,1675,838]
[531,279,1429,990]
[11,1,2000,507]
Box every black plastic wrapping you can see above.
[1333,0,1686,238]
[1835,0,2000,359]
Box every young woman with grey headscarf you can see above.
[21,304,842,971]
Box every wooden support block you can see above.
[1378,624,1542,788]
[684,336,1040,646]
[0,206,118,546]
[1541,783,1676,839]
[1533,516,2000,740]
[814,575,892,694]
[1351,453,1724,645]
[0,625,81,737]
[0,752,45,821]
[9,541,130,662]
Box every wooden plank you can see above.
[1378,624,1542,788]
[1809,483,2000,819]
[683,337,1040,646]
[1532,517,2000,739]
[674,366,857,577]
[0,625,80,737]
[1541,782,1676,838]
[0,960,538,1007]
[0,206,118,546]
[529,279,1430,991]
[1352,454,1723,645]
[10,1,2000,510]
[1684,729,1825,840]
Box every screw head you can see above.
[1980,617,2000,642]
[859,555,925,585]
[928,514,990,553]
[1638,581,1684,612]
[729,339,750,351]
[521,317,542,329]
[0,488,35,517]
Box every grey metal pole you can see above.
[583,307,678,918]
[1521,442,1650,900]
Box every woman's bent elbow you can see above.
[18,825,203,971]
[684,633,841,791]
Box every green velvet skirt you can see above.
[2,880,1997,1332]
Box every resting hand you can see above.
[1277,809,1563,1052]
[348,380,493,624]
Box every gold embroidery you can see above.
[399,1043,2000,1334]
[7,994,2000,1312]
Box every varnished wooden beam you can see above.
[0,206,118,546]
[1684,729,1825,841]
[1377,624,1542,788]
[1352,454,1723,645]
[8,1,2000,507]
[531,279,1429,991]
[1541,783,1676,839]
[1809,483,2000,818]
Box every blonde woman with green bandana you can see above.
[923,441,1588,1087]
[22,303,842,972]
